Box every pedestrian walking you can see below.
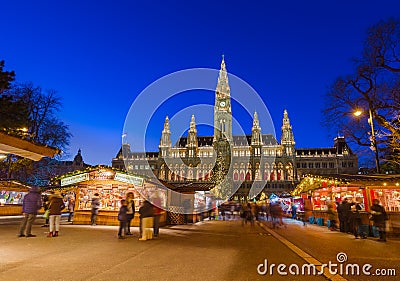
[47,190,65,237]
[240,203,248,226]
[183,198,191,224]
[67,196,75,222]
[117,199,128,239]
[270,202,284,228]
[370,199,388,242]
[139,200,154,241]
[153,192,163,237]
[18,186,42,237]
[327,203,337,231]
[41,194,50,227]
[125,192,135,235]
[291,203,297,220]
[90,193,101,226]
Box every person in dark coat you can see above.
[370,199,388,242]
[118,199,128,239]
[18,186,42,237]
[47,190,65,237]
[351,203,366,239]
[90,193,101,226]
[327,203,337,231]
[41,194,50,227]
[125,192,135,235]
[337,198,351,232]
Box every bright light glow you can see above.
[353,110,362,117]
[0,154,7,161]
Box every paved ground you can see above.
[0,216,399,281]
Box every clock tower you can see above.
[213,56,232,143]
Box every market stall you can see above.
[292,174,400,233]
[53,166,168,226]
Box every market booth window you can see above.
[0,180,30,216]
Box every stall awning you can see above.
[0,180,30,191]
[0,131,59,161]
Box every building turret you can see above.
[72,149,84,166]
[159,116,172,157]
[251,112,263,146]
[281,109,295,156]
[186,115,198,157]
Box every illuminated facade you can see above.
[112,58,358,200]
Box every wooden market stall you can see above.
[292,174,400,233]
[53,166,168,226]
[0,180,30,215]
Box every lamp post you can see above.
[354,108,380,174]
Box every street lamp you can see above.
[353,108,380,174]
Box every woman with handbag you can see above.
[48,190,65,237]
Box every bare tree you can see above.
[324,18,400,171]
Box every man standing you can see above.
[18,186,42,237]
[90,193,101,226]
[370,199,388,242]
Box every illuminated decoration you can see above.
[89,169,115,181]
[269,193,279,202]
[61,173,89,186]
[114,172,144,187]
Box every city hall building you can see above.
[112,58,358,200]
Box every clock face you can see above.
[219,101,226,107]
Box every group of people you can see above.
[328,197,389,242]
[19,187,72,238]
[115,192,162,240]
[18,187,163,240]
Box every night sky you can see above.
[1,0,399,165]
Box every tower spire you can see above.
[216,56,230,99]
[214,56,232,143]
[159,116,171,157]
[251,111,262,146]
[281,109,295,156]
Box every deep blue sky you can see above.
[1,1,399,165]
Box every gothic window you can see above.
[240,171,245,181]
[234,171,239,181]
[245,171,251,181]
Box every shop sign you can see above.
[90,170,115,181]
[61,173,89,186]
[114,172,144,187]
